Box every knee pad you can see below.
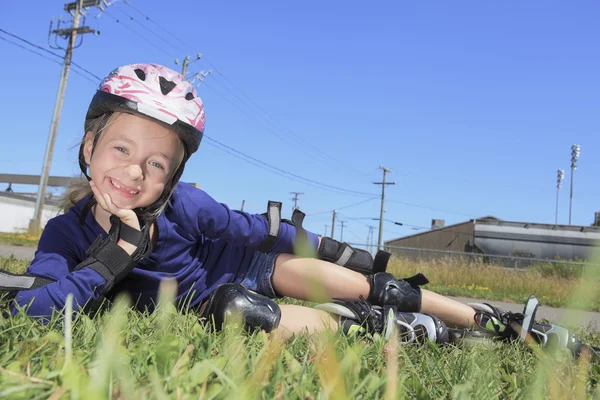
[201,283,281,333]
[367,272,429,312]
[318,237,391,275]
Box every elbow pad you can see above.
[256,201,311,254]
[317,236,391,275]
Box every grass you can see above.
[2,253,600,398]
[0,232,40,248]
[387,256,600,311]
[1,284,600,399]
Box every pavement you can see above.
[447,296,600,332]
[1,243,599,331]
[0,243,35,260]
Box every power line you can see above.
[336,212,405,237]
[198,68,374,183]
[200,80,327,157]
[121,0,375,183]
[123,0,192,52]
[385,198,475,218]
[203,135,378,197]
[0,36,99,85]
[20,3,481,223]
[112,4,188,54]
[338,213,489,241]
[344,225,364,242]
[0,35,62,66]
[199,75,374,184]
[0,28,102,81]
[100,9,174,58]
[307,196,379,215]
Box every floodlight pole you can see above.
[555,169,564,225]
[568,145,580,225]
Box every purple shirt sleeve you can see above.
[175,184,319,253]
[12,220,107,318]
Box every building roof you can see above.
[385,216,600,244]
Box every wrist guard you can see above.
[74,215,152,294]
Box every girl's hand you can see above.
[89,181,141,231]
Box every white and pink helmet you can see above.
[85,63,206,155]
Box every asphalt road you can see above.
[0,243,36,260]
[1,244,599,331]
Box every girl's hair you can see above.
[58,112,187,222]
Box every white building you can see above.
[0,192,62,233]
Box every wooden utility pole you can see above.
[290,191,304,211]
[367,226,374,253]
[29,0,96,234]
[373,167,395,250]
[339,220,346,242]
[175,54,202,77]
[331,210,337,238]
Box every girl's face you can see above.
[83,113,185,210]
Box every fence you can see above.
[347,242,597,270]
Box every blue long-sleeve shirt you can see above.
[14,183,318,317]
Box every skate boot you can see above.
[315,296,450,345]
[470,295,594,358]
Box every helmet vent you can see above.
[134,68,146,81]
[185,92,195,100]
[159,76,177,95]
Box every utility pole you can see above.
[241,200,245,211]
[290,191,304,211]
[29,0,96,235]
[324,225,328,237]
[175,54,202,77]
[331,210,336,238]
[367,226,374,253]
[339,220,346,242]
[189,70,211,85]
[373,166,395,251]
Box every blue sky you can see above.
[1,1,599,246]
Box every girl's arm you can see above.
[177,184,319,253]
[12,220,111,318]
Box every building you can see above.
[0,173,202,233]
[385,216,600,262]
[0,191,61,232]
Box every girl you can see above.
[7,63,569,350]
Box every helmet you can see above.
[84,63,205,154]
[77,64,206,221]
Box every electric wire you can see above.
[101,9,174,58]
[0,35,98,85]
[121,0,375,183]
[203,135,378,197]
[0,28,102,81]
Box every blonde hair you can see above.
[58,112,186,221]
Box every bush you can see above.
[534,261,585,279]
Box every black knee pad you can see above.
[317,237,390,275]
[201,283,281,333]
[367,272,429,312]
